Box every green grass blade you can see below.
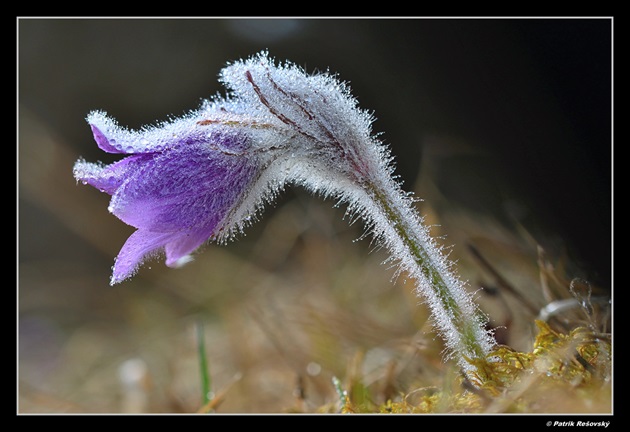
[196,320,212,406]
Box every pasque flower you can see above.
[74,51,496,382]
[74,111,263,284]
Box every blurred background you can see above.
[18,18,611,413]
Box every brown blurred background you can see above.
[18,18,611,413]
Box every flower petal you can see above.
[164,224,216,267]
[96,131,261,283]
[88,110,208,155]
[111,229,177,284]
[90,123,124,154]
[109,135,258,233]
[73,155,153,195]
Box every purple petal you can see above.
[91,124,124,154]
[79,109,269,284]
[101,133,259,283]
[111,229,177,284]
[74,154,153,195]
[87,110,206,155]
[109,137,257,232]
[163,224,216,267]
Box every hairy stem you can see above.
[364,179,495,381]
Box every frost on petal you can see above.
[219,51,380,182]
[73,159,106,187]
[73,155,153,195]
[87,110,211,155]
[90,123,123,154]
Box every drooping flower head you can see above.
[73,51,388,285]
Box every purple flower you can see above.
[72,50,414,287]
[74,111,262,284]
[73,50,384,285]
[74,51,497,376]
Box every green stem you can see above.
[366,182,494,378]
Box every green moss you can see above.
[334,320,611,413]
